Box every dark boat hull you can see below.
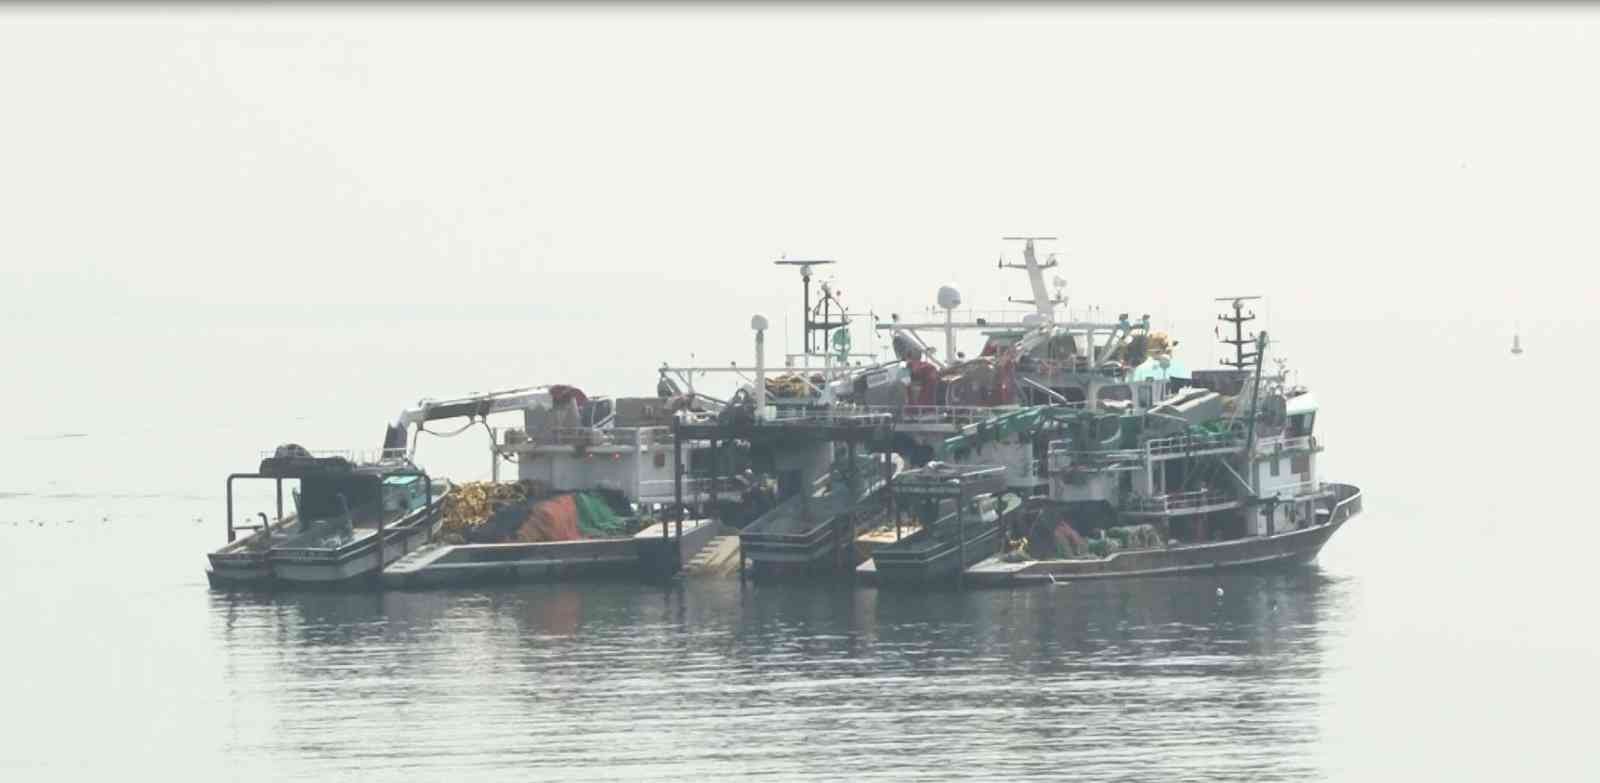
[871,522,1004,588]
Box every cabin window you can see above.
[1137,385,1153,409]
[654,452,666,468]
[1270,458,1281,477]
[1100,385,1132,402]
[1291,454,1310,476]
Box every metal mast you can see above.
[773,258,838,355]
[999,236,1061,320]
[1216,296,1263,370]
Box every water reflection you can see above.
[206,570,1348,781]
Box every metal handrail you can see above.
[1253,434,1319,454]
[1262,479,1323,500]
[871,404,1029,427]
[1124,489,1237,512]
[1146,432,1245,457]
[256,448,398,464]
[500,425,673,448]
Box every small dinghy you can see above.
[206,445,451,590]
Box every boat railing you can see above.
[501,426,673,448]
[1254,434,1319,454]
[637,475,747,503]
[256,448,400,465]
[870,404,1026,428]
[1146,432,1246,457]
[1124,489,1237,513]
[766,407,895,427]
[1262,479,1324,501]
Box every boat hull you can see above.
[871,522,1003,588]
[205,514,299,589]
[206,488,449,590]
[968,482,1362,586]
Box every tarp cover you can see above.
[516,494,581,543]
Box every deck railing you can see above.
[257,448,399,465]
[1146,432,1245,457]
[1254,434,1319,454]
[1124,489,1238,513]
[870,404,1028,428]
[767,407,895,427]
[1262,479,1324,501]
[500,425,671,448]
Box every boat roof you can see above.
[255,454,420,480]
[1285,391,1318,416]
[894,463,1007,497]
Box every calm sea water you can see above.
[2,316,1596,781]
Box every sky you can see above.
[2,4,1596,431]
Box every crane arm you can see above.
[394,386,554,428]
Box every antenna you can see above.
[774,257,841,355]
[998,236,1061,319]
[1215,295,1263,370]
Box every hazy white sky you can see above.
[3,5,1596,422]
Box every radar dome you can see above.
[1021,313,1044,328]
[936,285,962,310]
[750,314,769,331]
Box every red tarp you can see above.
[515,494,582,542]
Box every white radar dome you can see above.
[936,285,962,310]
[751,314,770,331]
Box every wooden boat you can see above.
[205,448,450,589]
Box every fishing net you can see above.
[574,492,628,538]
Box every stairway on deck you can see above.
[680,534,742,578]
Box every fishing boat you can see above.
[638,237,1362,586]
[863,463,1015,587]
[833,238,1364,585]
[737,450,891,577]
[205,446,450,589]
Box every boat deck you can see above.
[382,518,719,588]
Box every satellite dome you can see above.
[936,285,962,310]
[750,314,769,331]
